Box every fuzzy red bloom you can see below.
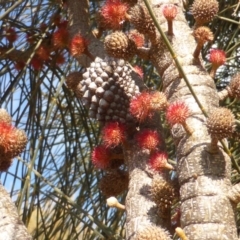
[166,101,190,125]
[26,32,37,44]
[100,0,129,30]
[52,28,69,49]
[37,45,51,61]
[135,129,161,150]
[102,121,125,147]
[30,56,43,70]
[91,145,111,169]
[129,92,152,122]
[149,152,170,171]
[128,30,144,48]
[162,4,178,21]
[209,49,226,67]
[133,66,144,79]
[0,122,16,152]
[69,34,89,57]
[5,28,18,43]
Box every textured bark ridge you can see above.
[150,1,238,239]
[0,184,32,240]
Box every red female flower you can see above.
[149,152,173,171]
[128,30,145,48]
[69,34,89,57]
[0,122,15,153]
[100,0,129,30]
[52,28,69,49]
[102,121,125,147]
[129,92,152,122]
[209,49,226,78]
[166,101,190,125]
[209,49,226,67]
[162,4,178,21]
[135,129,161,150]
[91,145,111,169]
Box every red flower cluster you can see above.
[149,152,172,171]
[130,91,168,122]
[69,34,89,57]
[135,129,161,150]
[91,145,111,169]
[166,101,190,125]
[102,121,126,147]
[162,4,178,21]
[209,49,226,67]
[100,0,129,30]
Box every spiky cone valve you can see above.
[78,57,140,125]
[106,196,125,210]
[162,4,177,36]
[104,31,137,60]
[227,73,240,99]
[209,49,226,78]
[193,26,214,58]
[135,225,171,240]
[65,72,82,91]
[206,107,235,153]
[129,3,156,42]
[166,101,193,135]
[99,169,129,197]
[191,0,219,26]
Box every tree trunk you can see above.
[0,183,32,239]
[125,0,238,239]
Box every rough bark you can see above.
[0,184,32,240]
[149,0,238,239]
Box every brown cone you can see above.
[99,169,129,197]
[228,73,240,99]
[191,0,219,25]
[136,225,171,240]
[104,31,137,60]
[66,72,82,90]
[206,107,235,140]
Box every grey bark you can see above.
[0,183,32,240]
[149,0,238,239]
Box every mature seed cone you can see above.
[99,169,129,197]
[78,57,141,124]
[129,4,156,40]
[104,31,137,60]
[8,129,28,158]
[206,107,235,140]
[228,73,240,99]
[65,72,82,91]
[0,127,27,159]
[0,109,12,124]
[135,225,171,240]
[191,0,219,25]
[151,175,178,218]
[193,26,214,43]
